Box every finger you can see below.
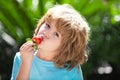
[21,42,34,48]
[20,42,34,50]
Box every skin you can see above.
[16,21,62,80]
[37,21,62,61]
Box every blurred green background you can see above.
[0,0,120,80]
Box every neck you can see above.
[36,49,55,61]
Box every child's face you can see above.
[37,21,62,54]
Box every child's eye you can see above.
[54,32,59,37]
[46,23,50,28]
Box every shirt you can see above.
[11,52,83,80]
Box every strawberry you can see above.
[26,36,43,50]
[31,36,43,50]
[32,36,43,45]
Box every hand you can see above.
[20,42,35,63]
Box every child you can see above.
[11,4,90,80]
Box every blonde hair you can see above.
[34,4,90,70]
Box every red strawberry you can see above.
[32,36,43,45]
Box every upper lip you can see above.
[40,35,44,40]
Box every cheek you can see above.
[49,40,59,46]
[47,39,61,49]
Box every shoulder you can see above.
[13,52,22,63]
[11,52,22,79]
[14,52,21,58]
[71,66,83,80]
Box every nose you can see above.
[43,30,49,39]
